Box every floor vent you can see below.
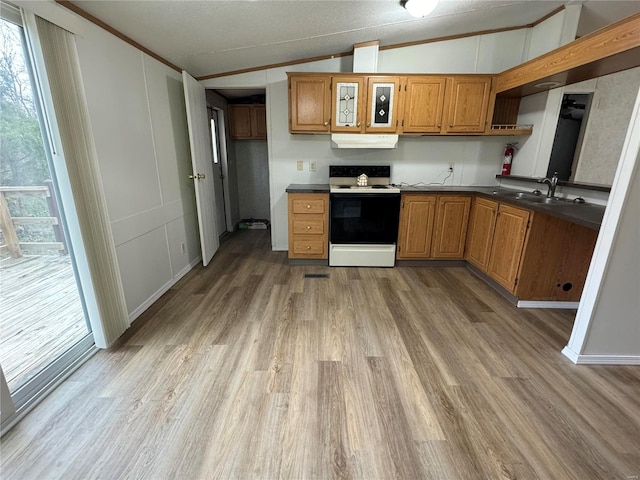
[304,273,329,279]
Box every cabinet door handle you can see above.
[307,246,311,250]
[324,121,329,126]
[437,124,441,128]
[357,122,361,127]
[449,123,453,127]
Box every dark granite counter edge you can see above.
[286,184,330,193]
[285,184,604,230]
[400,186,604,230]
[474,191,604,231]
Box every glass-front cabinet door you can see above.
[366,76,402,133]
[331,76,365,133]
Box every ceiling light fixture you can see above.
[534,81,563,88]
[402,0,439,18]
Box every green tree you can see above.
[0,18,49,187]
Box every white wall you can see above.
[583,151,640,355]
[74,18,200,319]
[573,67,640,185]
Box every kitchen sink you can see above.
[526,196,570,204]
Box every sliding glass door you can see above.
[0,6,94,431]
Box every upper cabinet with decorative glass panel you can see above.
[331,76,365,133]
[365,76,402,133]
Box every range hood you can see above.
[330,41,399,149]
[331,134,398,149]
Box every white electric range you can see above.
[328,165,401,267]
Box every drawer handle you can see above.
[306,225,311,230]
[306,204,311,209]
[307,246,311,250]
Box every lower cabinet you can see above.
[397,195,436,258]
[465,197,498,270]
[515,213,598,302]
[287,193,329,260]
[397,194,470,259]
[486,204,531,292]
[466,197,597,300]
[431,196,471,258]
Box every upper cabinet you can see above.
[365,76,403,133]
[330,75,403,133]
[229,105,267,139]
[442,76,493,134]
[401,76,447,134]
[331,76,365,133]
[289,75,331,133]
[288,73,509,136]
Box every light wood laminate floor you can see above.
[1,230,639,479]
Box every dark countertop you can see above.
[285,184,605,230]
[400,185,605,230]
[286,184,330,193]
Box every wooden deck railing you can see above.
[0,180,68,258]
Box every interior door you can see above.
[182,71,220,266]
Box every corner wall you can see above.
[73,16,200,319]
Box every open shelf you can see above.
[486,124,533,136]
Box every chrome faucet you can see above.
[539,172,559,198]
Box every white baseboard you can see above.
[562,347,640,364]
[561,346,580,363]
[517,301,580,309]
[128,256,201,324]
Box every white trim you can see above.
[517,301,579,309]
[566,352,640,365]
[561,346,580,363]
[564,86,640,360]
[11,0,86,36]
[128,256,201,323]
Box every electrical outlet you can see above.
[296,161,303,171]
[448,162,455,172]
[309,161,316,172]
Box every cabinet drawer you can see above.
[292,238,325,255]
[292,198,326,214]
[292,217,325,235]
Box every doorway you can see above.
[547,93,593,181]
[214,89,271,231]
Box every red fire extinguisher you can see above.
[502,143,516,175]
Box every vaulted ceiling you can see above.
[68,0,640,78]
